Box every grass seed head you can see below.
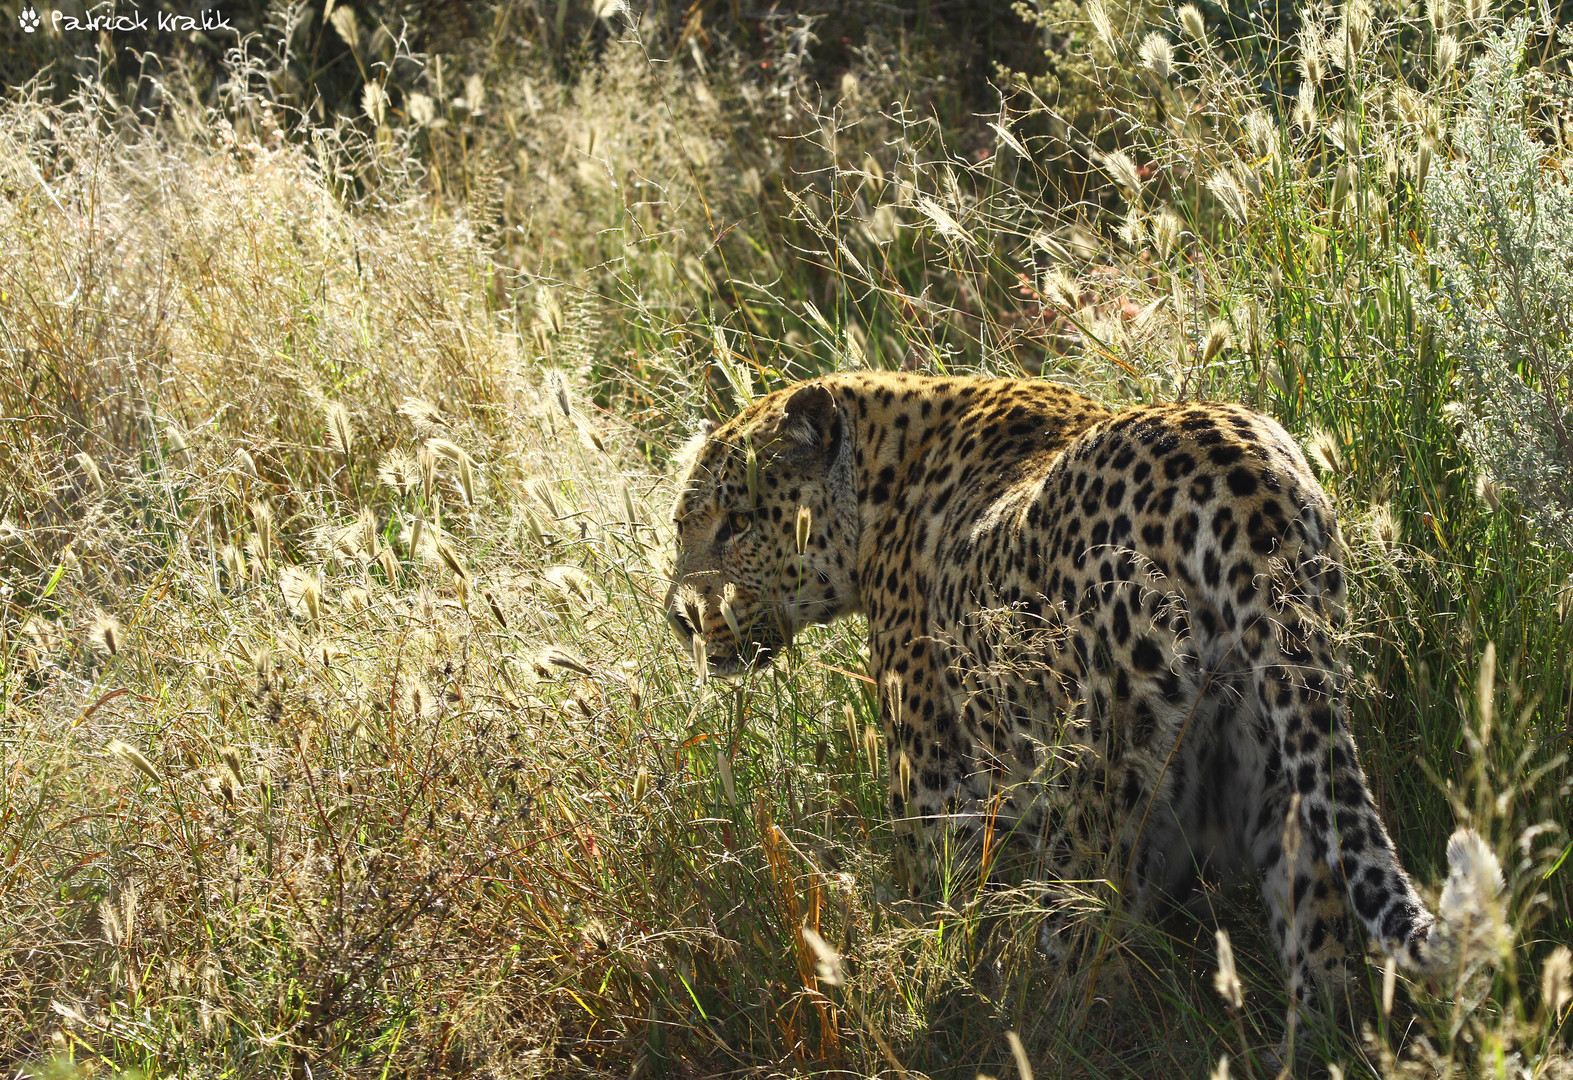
[800,925,844,987]
[795,505,812,554]
[324,402,355,458]
[89,611,122,657]
[436,540,468,581]
[1139,32,1173,79]
[107,739,162,785]
[1201,320,1231,362]
[378,450,415,493]
[1213,929,1244,1008]
[540,646,592,677]
[1205,169,1250,226]
[1087,0,1117,51]
[1543,945,1572,1018]
[720,583,742,640]
[281,567,323,622]
[250,499,274,564]
[398,397,449,437]
[1307,428,1347,476]
[70,452,105,497]
[484,588,508,627]
[1176,3,1207,43]
[1100,149,1142,198]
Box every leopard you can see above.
[663,370,1485,1006]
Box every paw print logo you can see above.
[19,6,42,32]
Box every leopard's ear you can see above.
[769,382,842,460]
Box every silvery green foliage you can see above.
[1415,21,1573,547]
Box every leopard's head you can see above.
[664,381,861,675]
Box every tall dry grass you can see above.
[1,6,1571,1079]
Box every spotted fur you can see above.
[665,372,1468,1002]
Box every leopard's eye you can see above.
[728,511,753,536]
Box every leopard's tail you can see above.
[1243,513,1503,976]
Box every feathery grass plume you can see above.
[713,325,754,407]
[1298,20,1326,85]
[324,402,355,458]
[863,724,881,774]
[537,291,567,340]
[1213,929,1244,1008]
[484,588,507,627]
[714,748,737,806]
[378,450,414,493]
[1244,109,1277,159]
[362,82,386,127]
[1043,267,1082,311]
[544,565,594,604]
[250,499,274,564]
[1087,0,1117,51]
[218,745,244,789]
[1334,0,1372,62]
[70,453,105,497]
[1206,169,1250,226]
[917,196,973,247]
[280,567,323,622]
[719,583,743,641]
[632,766,650,803]
[521,504,548,548]
[435,540,468,582]
[1369,503,1399,550]
[398,397,448,437]
[376,547,400,583]
[328,3,359,51]
[620,483,640,528]
[1475,472,1502,510]
[795,505,814,555]
[1306,428,1347,476]
[407,681,435,720]
[1151,207,1183,260]
[1176,3,1207,43]
[234,447,258,479]
[528,478,560,519]
[1295,82,1319,131]
[1543,945,1572,1018]
[1430,0,1454,29]
[743,438,761,510]
[1477,639,1496,748]
[164,423,191,464]
[1138,32,1173,79]
[409,514,427,561]
[220,543,246,588]
[539,646,592,677]
[1100,150,1142,199]
[1437,827,1508,963]
[1436,34,1459,75]
[1005,1032,1033,1080]
[341,586,371,612]
[1462,0,1487,27]
[691,633,708,684]
[252,643,272,684]
[89,611,122,657]
[107,739,161,785]
[800,925,844,987]
[1201,320,1231,363]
